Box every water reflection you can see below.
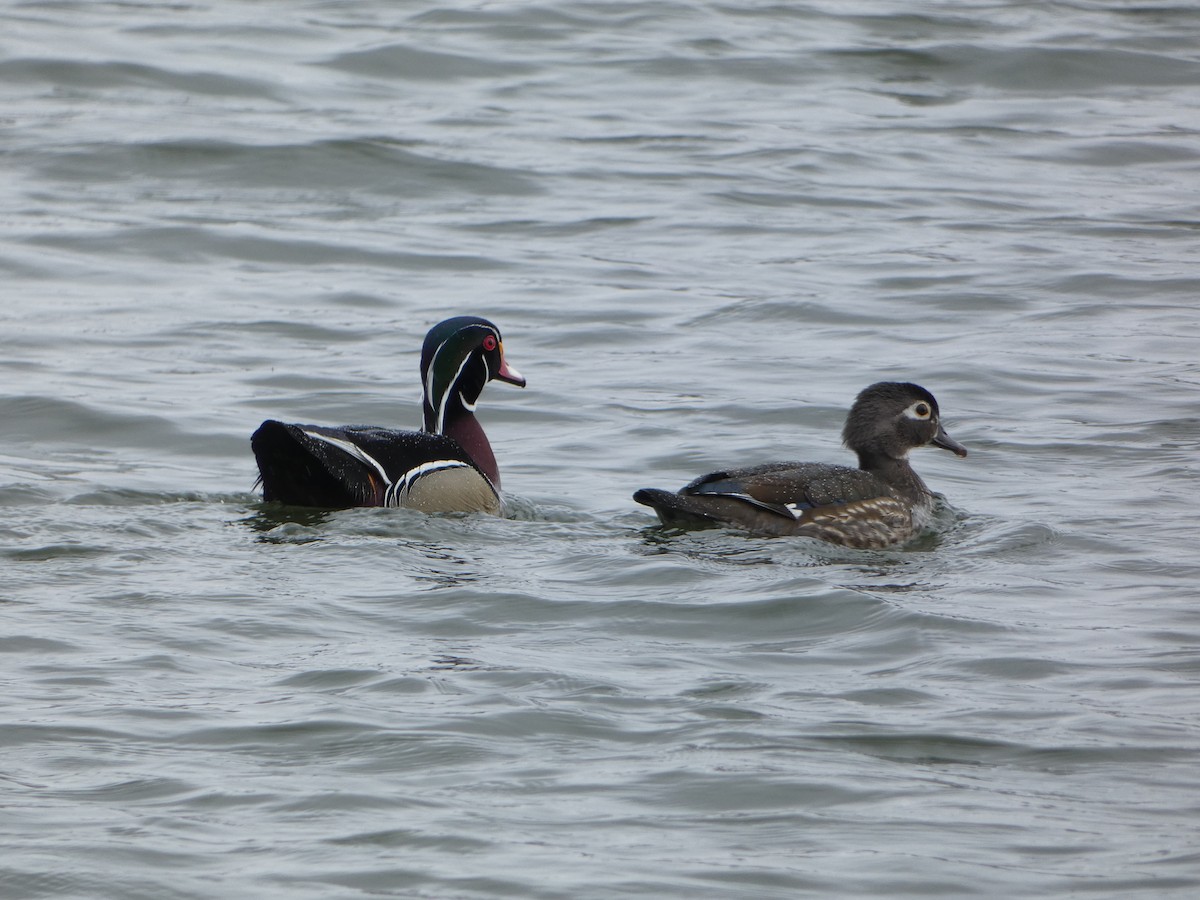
[242,502,335,542]
[240,502,493,587]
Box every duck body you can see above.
[634,382,967,549]
[634,461,933,548]
[252,316,524,514]
[252,422,503,514]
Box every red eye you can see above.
[482,335,497,352]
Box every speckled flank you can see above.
[794,496,918,550]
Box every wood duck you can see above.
[633,382,967,548]
[252,315,525,513]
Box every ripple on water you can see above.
[4,1,1200,897]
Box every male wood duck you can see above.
[633,382,967,548]
[252,315,525,514]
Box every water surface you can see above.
[3,2,1200,897]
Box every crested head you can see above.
[842,382,966,464]
[420,315,525,435]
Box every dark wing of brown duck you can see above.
[682,462,891,518]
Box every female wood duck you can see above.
[252,315,525,514]
[633,382,967,548]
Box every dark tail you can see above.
[633,488,724,528]
[251,420,375,508]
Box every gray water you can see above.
[3,1,1200,897]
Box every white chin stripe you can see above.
[385,459,471,508]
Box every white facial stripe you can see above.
[424,336,459,434]
[424,337,452,427]
[304,431,391,484]
[435,352,473,433]
[424,326,500,434]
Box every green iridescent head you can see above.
[420,316,525,434]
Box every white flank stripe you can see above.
[303,431,474,509]
[387,459,471,508]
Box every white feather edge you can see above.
[303,430,390,483]
[302,429,472,508]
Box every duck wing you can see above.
[684,462,890,515]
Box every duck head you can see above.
[842,381,967,466]
[421,315,525,436]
